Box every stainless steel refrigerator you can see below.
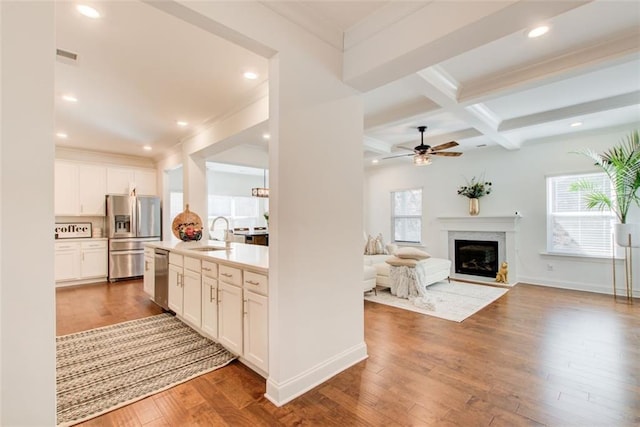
[106,194,161,281]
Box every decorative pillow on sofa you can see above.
[385,256,419,267]
[385,243,398,255]
[395,247,430,260]
[364,233,387,255]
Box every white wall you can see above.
[365,125,639,296]
[153,1,367,406]
[1,2,56,425]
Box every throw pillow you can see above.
[385,256,419,267]
[375,233,385,254]
[395,247,430,260]
[386,243,398,255]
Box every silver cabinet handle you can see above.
[243,299,248,315]
[202,267,212,272]
[245,280,260,286]
[221,272,232,278]
[210,285,215,302]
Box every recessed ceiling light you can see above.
[61,94,78,103]
[243,71,258,80]
[527,25,549,38]
[76,4,101,19]
[570,121,583,127]
[56,132,68,139]
[371,159,379,164]
[176,120,188,127]
[143,145,152,151]
[262,133,270,140]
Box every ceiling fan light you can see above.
[413,154,431,166]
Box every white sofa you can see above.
[364,254,393,287]
[364,254,452,290]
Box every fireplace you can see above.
[454,239,499,278]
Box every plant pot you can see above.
[615,223,640,247]
[469,198,479,216]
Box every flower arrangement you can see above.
[176,222,202,241]
[457,175,492,199]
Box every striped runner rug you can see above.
[56,313,235,426]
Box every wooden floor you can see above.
[56,281,640,426]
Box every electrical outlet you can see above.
[546,263,553,271]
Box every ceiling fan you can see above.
[383,126,462,165]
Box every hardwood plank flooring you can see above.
[56,281,640,426]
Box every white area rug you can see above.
[364,280,508,322]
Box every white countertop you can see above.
[146,239,268,273]
[54,237,108,242]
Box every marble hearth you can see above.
[438,216,521,285]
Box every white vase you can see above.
[614,223,640,248]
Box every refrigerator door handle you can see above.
[134,197,140,237]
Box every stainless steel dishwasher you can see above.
[153,248,169,310]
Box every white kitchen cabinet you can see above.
[55,161,107,216]
[80,240,107,278]
[107,167,156,196]
[134,170,157,195]
[201,260,219,339]
[218,281,243,355]
[78,165,107,215]
[201,276,218,339]
[182,257,202,328]
[54,162,79,216]
[55,239,107,284]
[55,242,80,281]
[143,247,155,298]
[243,290,268,372]
[168,263,183,315]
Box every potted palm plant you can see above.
[571,130,640,247]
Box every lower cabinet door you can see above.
[81,248,107,278]
[218,282,243,355]
[55,249,80,281]
[201,277,218,339]
[243,290,268,372]
[143,255,155,297]
[168,264,183,315]
[182,269,202,327]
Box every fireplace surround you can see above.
[439,216,520,285]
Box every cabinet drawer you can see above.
[243,271,268,296]
[184,256,201,272]
[201,260,218,278]
[144,246,155,256]
[219,265,242,286]
[55,242,80,251]
[81,240,106,250]
[169,252,183,267]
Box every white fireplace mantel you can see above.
[438,215,521,232]
[438,215,521,285]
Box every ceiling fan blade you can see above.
[431,151,462,157]
[431,141,459,151]
[381,153,413,160]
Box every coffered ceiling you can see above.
[54,1,640,167]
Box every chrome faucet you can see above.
[210,216,232,248]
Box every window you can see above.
[208,195,266,231]
[547,173,616,257]
[391,188,422,243]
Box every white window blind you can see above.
[391,188,422,243]
[547,173,616,257]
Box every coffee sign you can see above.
[55,223,92,239]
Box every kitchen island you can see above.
[144,240,269,377]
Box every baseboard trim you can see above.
[518,275,640,298]
[264,341,368,407]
